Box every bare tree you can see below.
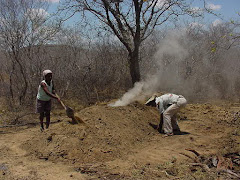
[53,26,130,103]
[59,0,203,85]
[0,0,60,105]
[226,20,240,49]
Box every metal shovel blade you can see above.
[66,106,74,118]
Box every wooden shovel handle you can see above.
[55,94,66,110]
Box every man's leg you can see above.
[157,113,164,133]
[39,112,44,131]
[172,97,187,133]
[45,111,50,129]
[171,114,180,132]
[163,104,180,134]
[45,100,52,129]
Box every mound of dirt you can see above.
[22,102,161,164]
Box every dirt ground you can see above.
[0,100,240,180]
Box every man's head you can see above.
[145,95,157,107]
[43,69,52,81]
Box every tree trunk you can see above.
[129,48,140,85]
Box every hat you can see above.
[145,95,157,105]
[43,70,52,77]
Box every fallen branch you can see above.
[189,163,210,172]
[217,169,240,179]
[179,153,199,162]
[185,149,200,156]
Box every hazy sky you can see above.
[46,0,240,26]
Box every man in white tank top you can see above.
[36,70,60,131]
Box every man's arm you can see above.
[41,82,59,100]
[157,113,164,133]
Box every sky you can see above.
[45,0,240,26]
[196,0,240,23]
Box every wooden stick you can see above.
[56,94,66,110]
[185,149,200,156]
[189,163,210,172]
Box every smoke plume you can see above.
[109,29,188,107]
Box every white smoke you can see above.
[109,29,189,107]
[108,82,144,107]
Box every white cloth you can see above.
[43,69,52,77]
[37,80,53,101]
[155,93,187,134]
[155,93,181,113]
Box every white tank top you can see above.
[37,80,53,101]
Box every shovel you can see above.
[56,94,84,124]
[56,94,74,117]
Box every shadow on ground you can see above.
[148,122,190,135]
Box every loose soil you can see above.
[0,100,240,179]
